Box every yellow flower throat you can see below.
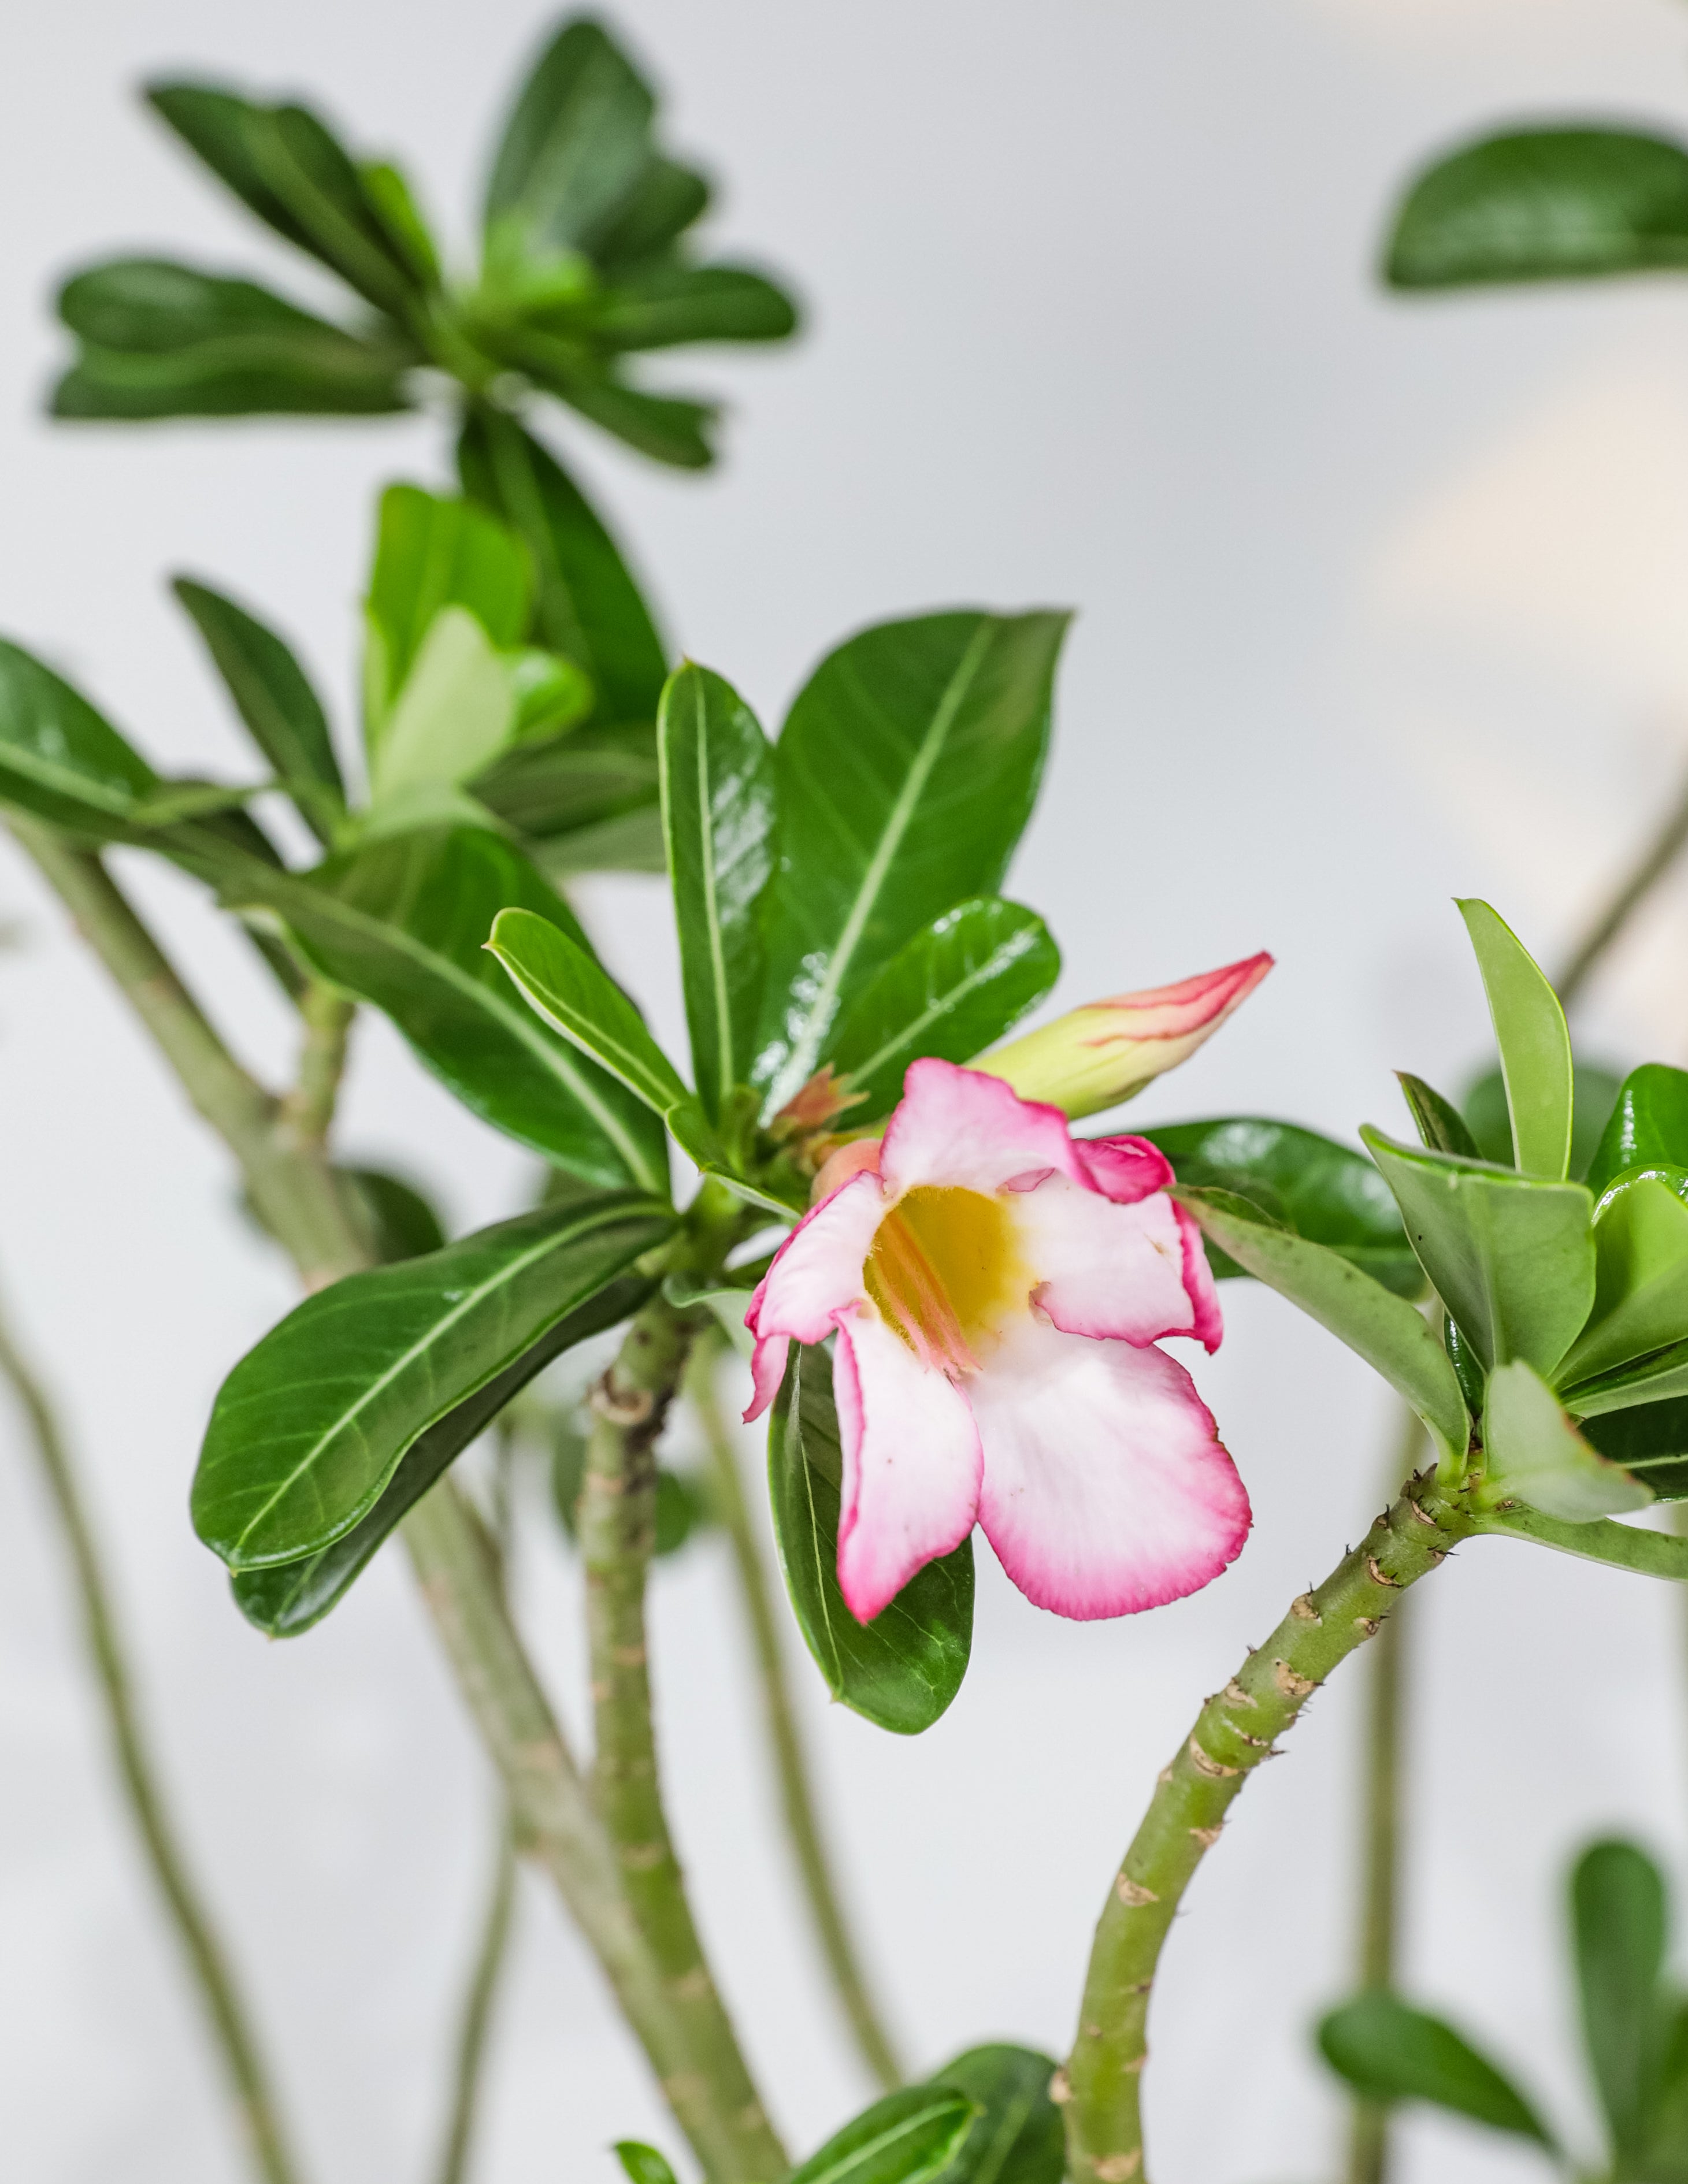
[863,1186,1029,1373]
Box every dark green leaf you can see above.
[1318,1990,1555,2146]
[1387,128,1688,289]
[1587,1065,1688,1197]
[1457,900,1572,1180]
[1582,1398,1688,1501]
[1573,1840,1670,2166]
[928,2045,1063,2184]
[224,827,669,1190]
[0,638,159,836]
[1360,1128,1594,1377]
[1559,1168,1688,1388]
[196,1192,670,1569]
[485,18,655,258]
[757,611,1069,1117]
[1174,1186,1469,1465]
[828,900,1059,1126]
[470,720,661,860]
[592,158,711,271]
[1472,1502,1688,1579]
[458,413,666,727]
[657,663,776,1120]
[788,2088,975,2184]
[1397,1072,1479,1161]
[593,262,798,350]
[1571,1339,1688,1424]
[1479,1360,1651,1521]
[232,1271,651,1635]
[613,2145,678,2184]
[1144,1118,1421,1297]
[337,1167,447,1264]
[531,362,718,468]
[172,577,343,841]
[770,1347,973,1736]
[358,161,441,288]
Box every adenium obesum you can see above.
[745,954,1271,1624]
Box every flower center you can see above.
[863,1186,1029,1375]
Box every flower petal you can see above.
[833,1308,984,1623]
[880,1058,1081,1199]
[751,1170,885,1346]
[743,1333,791,1424]
[1075,1133,1174,1205]
[1013,1175,1200,1346]
[1173,1200,1223,1354]
[971,1318,1249,1619]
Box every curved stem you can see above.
[581,1299,787,2182]
[687,1336,903,2092]
[432,1821,518,2184]
[1062,1476,1472,2184]
[1556,759,1688,1009]
[0,1279,305,2184]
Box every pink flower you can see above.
[744,1059,1250,1624]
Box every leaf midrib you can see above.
[843,926,1037,1089]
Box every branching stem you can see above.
[276,979,354,1160]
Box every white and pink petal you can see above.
[1010,1174,1199,1347]
[880,1060,1082,1201]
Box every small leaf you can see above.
[1479,1360,1652,1521]
[1174,1186,1469,1465]
[0,638,159,837]
[336,1167,447,1265]
[771,1347,973,1735]
[592,157,711,271]
[172,577,344,842]
[1472,1502,1688,1580]
[471,720,661,859]
[1318,1990,1556,2146]
[1145,1119,1421,1297]
[1559,1168,1688,1389]
[657,664,777,1120]
[195,1192,671,1569]
[532,365,718,469]
[1572,1840,1670,2166]
[484,18,655,259]
[757,611,1070,1116]
[828,900,1060,1126]
[1386,128,1688,289]
[927,2045,1063,2184]
[1397,1072,1479,1161]
[1456,900,1573,1180]
[593,261,798,350]
[369,607,516,802]
[1586,1064,1688,1197]
[1582,1398,1688,1502]
[788,2088,975,2184]
[365,484,532,738]
[358,160,440,287]
[1360,1128,1594,1378]
[613,2145,679,2184]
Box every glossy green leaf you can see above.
[928,2045,1063,2184]
[613,2145,678,2184]
[364,484,531,741]
[458,413,667,727]
[1457,900,1572,1180]
[1174,1186,1469,1464]
[1573,1840,1670,2166]
[1386,128,1688,289]
[470,721,661,862]
[1318,1991,1555,2146]
[195,1192,671,1569]
[1145,1118,1421,1297]
[53,259,410,421]
[828,900,1059,1126]
[1478,1360,1651,1521]
[1467,1058,1623,1181]
[658,664,777,1119]
[146,83,422,316]
[1572,1339,1688,1421]
[757,610,1069,1115]
[233,1272,651,1635]
[224,827,669,1190]
[770,1346,974,1736]
[1397,1072,1479,1160]
[1558,1169,1688,1388]
[1361,1128,1594,1377]
[788,2088,975,2184]
[1587,1065,1688,1197]
[484,18,654,258]
[1581,1397,1688,1502]
[594,262,797,350]
[1472,1502,1688,1580]
[0,639,159,837]
[172,577,343,841]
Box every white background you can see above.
[4,2,1688,2179]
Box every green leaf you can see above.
[770,1349,974,1736]
[0,638,159,837]
[1466,1058,1624,1181]
[828,900,1059,1126]
[1457,900,1573,1180]
[458,413,667,726]
[1144,1119,1422,1298]
[1582,1397,1688,1502]
[53,259,410,421]
[232,1271,651,1636]
[1573,1840,1670,2166]
[1318,1991,1556,2146]
[1479,1360,1652,1521]
[484,18,655,259]
[172,577,344,842]
[1360,1128,1594,1378]
[470,721,661,861]
[613,2145,678,2184]
[532,365,717,469]
[788,2088,975,2184]
[1397,1072,1480,1160]
[1386,128,1688,289]
[1558,1168,1688,1388]
[146,84,422,317]
[365,484,531,739]
[657,663,777,1120]
[593,262,798,350]
[369,607,517,803]
[591,158,711,272]
[1587,1065,1688,1197]
[358,160,440,288]
[194,1192,671,1569]
[336,1167,447,1265]
[1174,1186,1469,1464]
[1472,1502,1688,1580]
[757,610,1070,1116]
[225,827,669,1191]
[927,2045,1063,2184]
[486,907,707,1161]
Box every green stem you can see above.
[1062,1476,1472,2184]
[1556,759,1688,1009]
[0,1277,305,2184]
[13,826,779,2180]
[433,1821,518,2184]
[688,1335,903,2092]
[276,980,354,1161]
[580,1298,786,2183]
